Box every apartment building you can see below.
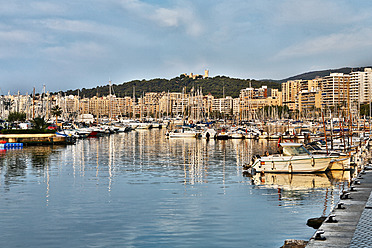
[282,80,303,110]
[266,89,282,106]
[350,68,372,105]
[320,73,350,111]
[296,79,322,112]
[212,97,233,115]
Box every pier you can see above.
[306,164,372,247]
[0,133,73,145]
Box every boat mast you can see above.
[109,79,112,121]
[32,87,35,119]
[132,86,135,119]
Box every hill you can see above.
[55,66,372,98]
[277,66,372,82]
[60,75,281,99]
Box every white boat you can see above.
[132,122,152,129]
[251,143,332,173]
[228,131,245,139]
[305,142,351,170]
[258,132,269,139]
[167,127,198,138]
[328,156,351,170]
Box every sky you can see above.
[1,0,372,94]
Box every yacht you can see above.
[250,143,332,173]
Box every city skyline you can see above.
[1,0,372,95]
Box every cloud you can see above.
[272,0,372,27]
[0,1,66,16]
[42,41,109,63]
[0,30,39,43]
[35,18,125,36]
[0,29,42,59]
[117,0,203,36]
[274,27,372,60]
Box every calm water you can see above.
[0,129,350,247]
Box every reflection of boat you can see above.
[251,143,332,173]
[252,173,332,189]
[328,156,351,170]
[327,170,351,183]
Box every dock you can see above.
[306,164,372,247]
[0,133,74,145]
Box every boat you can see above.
[250,143,332,173]
[166,127,199,138]
[258,131,269,139]
[305,141,351,170]
[228,128,245,139]
[216,129,229,140]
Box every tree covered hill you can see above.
[278,66,372,82]
[60,75,281,99]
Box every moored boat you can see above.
[250,143,332,173]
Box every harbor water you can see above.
[0,129,350,247]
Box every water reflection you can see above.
[251,171,351,190]
[0,130,352,191]
[0,129,356,247]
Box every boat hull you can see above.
[252,155,331,173]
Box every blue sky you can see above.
[1,0,372,94]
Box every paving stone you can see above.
[365,191,372,208]
[349,208,372,248]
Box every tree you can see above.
[7,112,26,122]
[32,117,48,130]
[51,105,63,125]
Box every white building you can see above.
[350,68,372,105]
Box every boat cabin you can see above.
[280,143,311,156]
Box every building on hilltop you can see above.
[182,69,209,79]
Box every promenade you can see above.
[307,164,372,247]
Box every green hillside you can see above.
[59,75,281,99]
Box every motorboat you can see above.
[250,143,332,173]
[216,130,229,140]
[305,141,351,170]
[166,127,199,138]
[228,130,245,139]
[258,132,269,139]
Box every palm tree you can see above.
[51,105,63,126]
[32,117,48,130]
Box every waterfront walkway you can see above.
[307,165,372,247]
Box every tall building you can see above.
[282,80,303,110]
[297,79,322,113]
[321,73,350,111]
[350,68,372,105]
[212,97,233,115]
[239,86,273,120]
